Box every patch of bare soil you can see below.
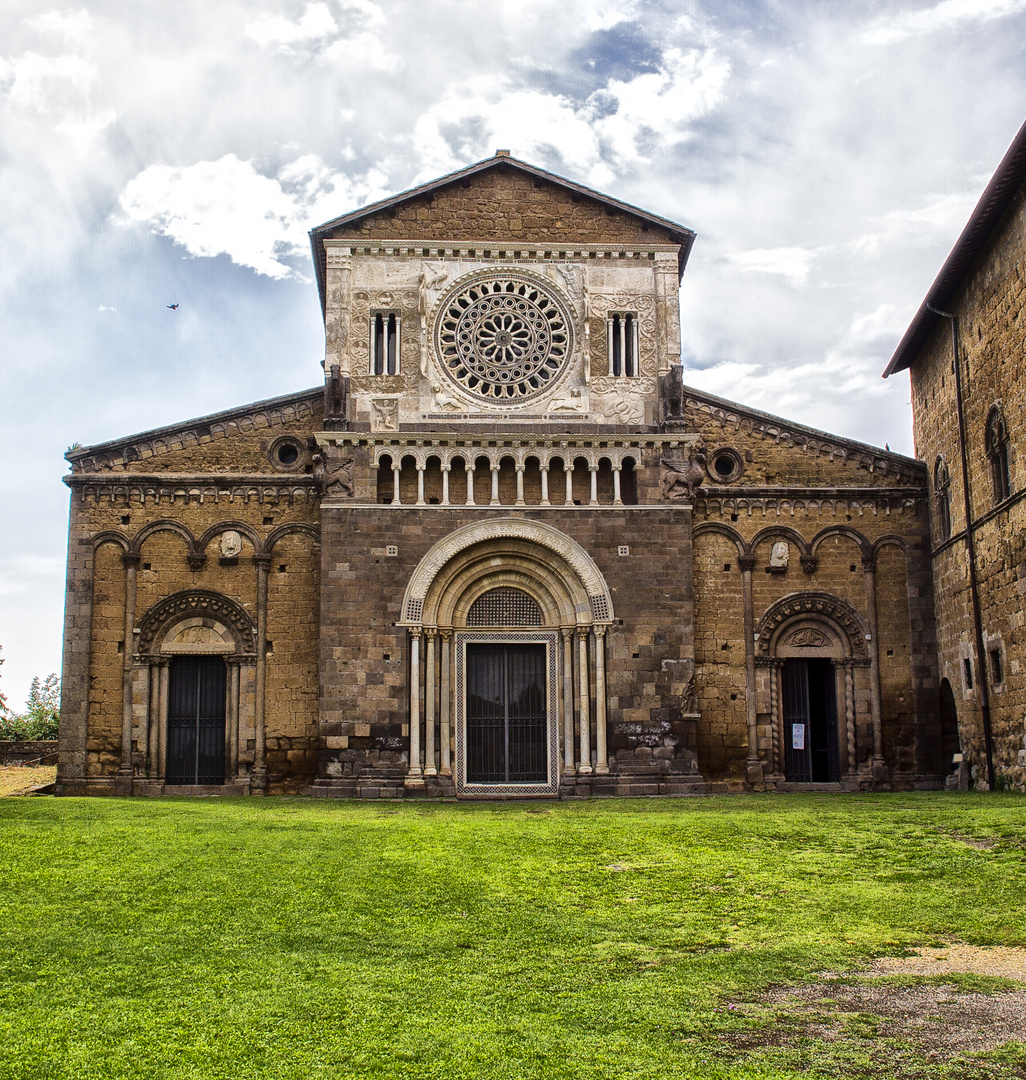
[720,946,1026,1075]
[0,764,56,797]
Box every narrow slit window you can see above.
[989,647,1003,686]
[608,313,638,377]
[963,657,973,690]
[371,312,400,376]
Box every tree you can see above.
[0,666,60,741]
[0,646,8,719]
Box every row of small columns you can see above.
[384,459,629,507]
[405,625,610,782]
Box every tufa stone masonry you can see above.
[59,146,993,798]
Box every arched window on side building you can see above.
[985,404,1011,504]
[934,455,951,542]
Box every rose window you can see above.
[433,273,573,404]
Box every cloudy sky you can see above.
[1,0,1025,706]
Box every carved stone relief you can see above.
[219,530,242,558]
[313,452,354,497]
[769,541,790,569]
[785,628,827,648]
[660,450,706,499]
[371,398,400,432]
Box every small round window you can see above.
[269,437,305,472]
[709,448,743,484]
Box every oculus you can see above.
[433,272,573,405]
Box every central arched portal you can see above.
[400,520,614,797]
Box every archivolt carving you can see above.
[138,589,255,654]
[756,592,868,658]
[400,518,614,625]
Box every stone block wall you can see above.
[907,182,1026,789]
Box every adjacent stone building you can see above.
[57,151,944,797]
[884,117,1026,792]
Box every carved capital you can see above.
[738,556,757,573]
[800,554,819,574]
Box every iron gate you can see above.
[466,643,547,783]
[167,656,226,785]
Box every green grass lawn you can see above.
[1,793,1024,1079]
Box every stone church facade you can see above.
[885,117,1026,793]
[57,152,946,798]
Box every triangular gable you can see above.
[309,153,696,316]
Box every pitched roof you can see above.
[308,152,697,316]
[883,116,1026,377]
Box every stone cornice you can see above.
[315,431,699,451]
[67,474,319,507]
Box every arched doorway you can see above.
[756,593,871,785]
[135,590,256,789]
[399,519,614,797]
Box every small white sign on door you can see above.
[792,723,806,750]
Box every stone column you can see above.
[406,628,424,784]
[156,658,169,780]
[577,629,592,774]
[439,630,452,776]
[424,628,437,777]
[769,658,783,775]
[594,626,609,774]
[252,553,270,793]
[392,460,401,505]
[739,555,760,782]
[416,463,426,506]
[140,659,152,778]
[441,465,450,506]
[540,465,550,506]
[862,553,887,781]
[589,465,598,506]
[227,658,241,782]
[490,464,500,505]
[466,464,476,506]
[612,466,622,506]
[515,464,525,506]
[564,462,574,506]
[118,552,140,786]
[561,628,575,776]
[838,658,857,781]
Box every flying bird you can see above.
[166,303,179,310]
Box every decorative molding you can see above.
[399,517,614,625]
[137,589,256,654]
[756,592,869,659]
[67,476,318,507]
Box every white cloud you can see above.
[24,8,93,41]
[728,247,816,287]
[591,46,730,163]
[410,42,729,181]
[850,189,981,256]
[118,153,390,279]
[0,51,96,112]
[861,0,1026,44]
[583,4,637,31]
[244,3,338,48]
